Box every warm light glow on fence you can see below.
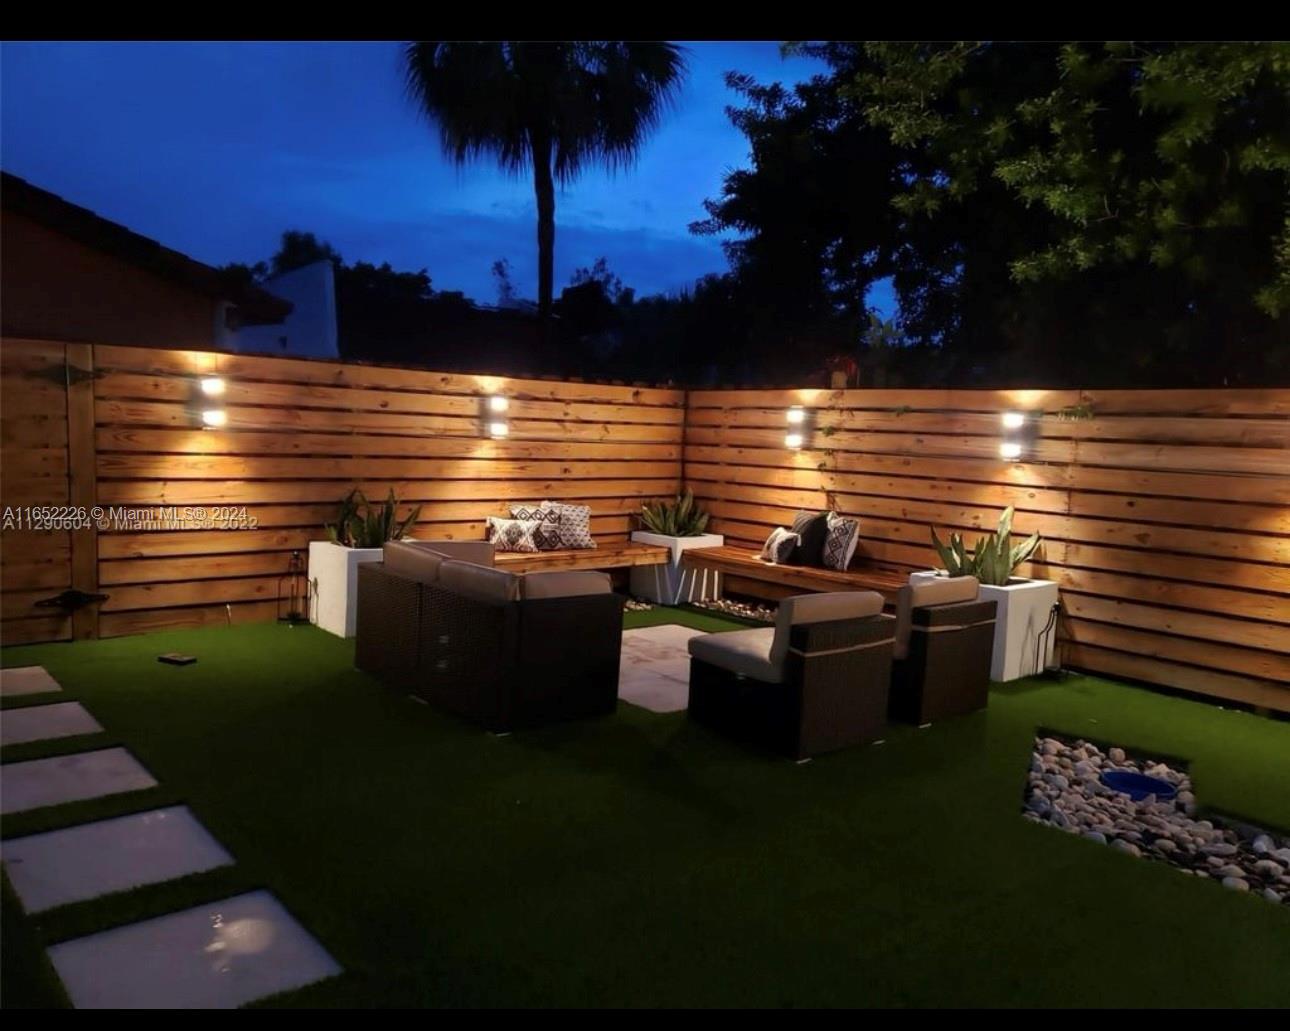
[488,395,509,413]
[200,377,226,397]
[785,432,804,450]
[999,441,1022,461]
[489,421,510,439]
[202,409,228,428]
[1001,411,1025,430]
[786,406,806,425]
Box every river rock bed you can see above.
[692,597,777,623]
[1023,734,1290,906]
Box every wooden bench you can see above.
[494,541,670,574]
[682,545,909,604]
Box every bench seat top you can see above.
[494,541,670,574]
[682,545,908,602]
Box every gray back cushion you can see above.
[521,570,612,600]
[770,591,885,668]
[894,576,980,659]
[438,559,521,604]
[383,541,446,585]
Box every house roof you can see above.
[2,172,292,324]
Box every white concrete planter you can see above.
[629,531,725,605]
[911,570,1059,682]
[308,540,383,639]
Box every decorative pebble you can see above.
[1021,734,1288,908]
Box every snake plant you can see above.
[639,488,710,537]
[325,488,422,548]
[930,506,1041,586]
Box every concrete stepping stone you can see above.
[48,890,342,1009]
[0,666,63,698]
[619,625,703,713]
[3,806,234,913]
[1,701,103,747]
[0,747,157,815]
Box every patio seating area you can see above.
[1,342,1287,1008]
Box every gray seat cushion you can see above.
[689,627,781,683]
[521,570,612,600]
[438,559,520,604]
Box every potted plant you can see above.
[629,488,724,605]
[309,488,421,638]
[913,507,1058,682]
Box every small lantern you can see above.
[278,550,308,624]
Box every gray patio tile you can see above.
[48,890,342,1009]
[0,666,63,698]
[3,806,234,913]
[619,625,703,713]
[0,747,157,815]
[1,701,103,746]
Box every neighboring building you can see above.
[231,259,339,359]
[1,172,291,349]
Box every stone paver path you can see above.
[3,806,234,913]
[619,624,704,713]
[0,666,63,698]
[0,747,157,815]
[48,890,343,1009]
[1,701,103,747]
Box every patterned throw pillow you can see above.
[822,512,860,571]
[510,505,563,551]
[539,501,596,549]
[486,516,539,553]
[759,526,801,565]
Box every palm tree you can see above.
[404,42,687,319]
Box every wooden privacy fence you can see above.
[1,340,685,641]
[687,387,1289,712]
[1,339,1287,712]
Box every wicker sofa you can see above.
[888,575,997,725]
[686,591,896,759]
[355,540,624,732]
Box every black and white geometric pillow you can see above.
[486,516,540,553]
[539,501,596,549]
[510,504,563,551]
[759,526,801,565]
[822,512,860,571]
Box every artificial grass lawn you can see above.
[2,613,1288,1008]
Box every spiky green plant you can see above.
[325,488,422,548]
[930,506,1041,586]
[639,488,710,537]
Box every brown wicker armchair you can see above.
[686,592,895,759]
[889,576,997,725]
[355,541,624,732]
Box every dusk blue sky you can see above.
[0,41,903,311]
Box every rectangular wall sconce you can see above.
[999,410,1031,460]
[785,405,808,449]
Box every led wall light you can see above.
[200,376,226,397]
[489,421,510,439]
[999,441,1022,461]
[786,405,806,425]
[202,409,228,429]
[1001,411,1025,430]
[785,432,804,450]
[488,395,509,413]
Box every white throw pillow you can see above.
[486,516,540,553]
[759,526,801,565]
